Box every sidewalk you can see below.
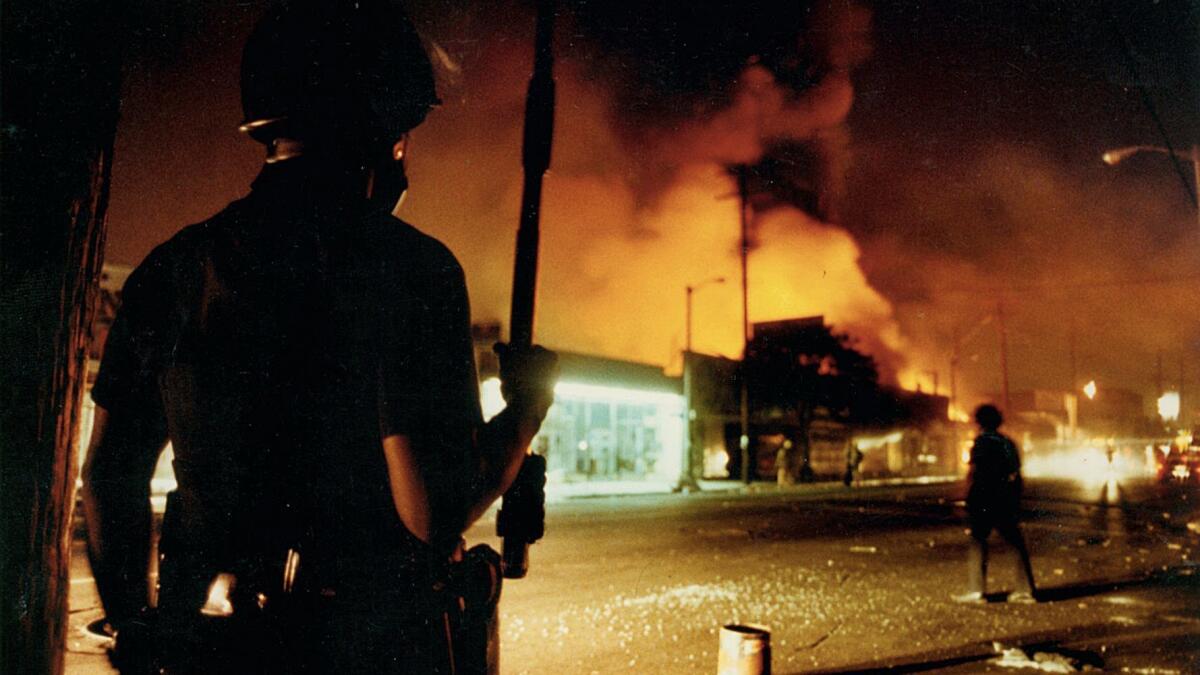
[546,473,962,501]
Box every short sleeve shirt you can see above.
[967,431,1021,511]
[93,191,483,563]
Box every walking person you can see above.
[955,404,1037,604]
[842,440,863,487]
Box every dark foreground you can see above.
[68,477,1200,673]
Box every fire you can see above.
[532,168,904,369]
[200,572,236,617]
[403,2,902,373]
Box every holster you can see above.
[145,491,307,674]
[444,544,503,675]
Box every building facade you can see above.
[474,330,685,487]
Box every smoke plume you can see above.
[402,0,902,374]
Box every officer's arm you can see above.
[80,405,166,627]
[381,433,435,543]
[381,404,547,545]
[464,403,548,527]
[461,342,556,528]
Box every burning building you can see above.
[687,316,959,482]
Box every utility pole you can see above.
[679,349,697,492]
[1180,355,1187,427]
[996,300,1011,414]
[950,325,960,416]
[1065,323,1079,440]
[1068,325,1077,392]
[737,166,751,484]
[1156,351,1164,397]
[686,285,694,354]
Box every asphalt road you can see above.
[67,476,1200,673]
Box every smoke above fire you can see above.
[843,140,1200,408]
[99,0,1199,411]
[403,0,903,375]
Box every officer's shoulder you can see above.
[150,200,247,257]
[124,201,249,293]
[125,206,228,277]
[363,211,465,275]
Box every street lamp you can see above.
[677,276,725,492]
[1158,391,1181,423]
[1102,144,1200,228]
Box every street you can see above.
[67,477,1200,673]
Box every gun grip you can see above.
[497,454,546,579]
[501,540,529,579]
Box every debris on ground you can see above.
[990,643,1102,672]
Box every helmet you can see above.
[239,0,438,152]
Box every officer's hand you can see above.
[494,343,558,420]
[108,610,157,675]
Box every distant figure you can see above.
[776,440,794,486]
[955,404,1036,604]
[842,441,863,487]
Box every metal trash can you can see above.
[717,623,770,675]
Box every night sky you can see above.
[103,0,1199,413]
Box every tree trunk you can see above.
[1,2,124,672]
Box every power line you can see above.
[1109,16,1198,208]
[938,273,1200,297]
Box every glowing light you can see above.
[1022,443,1154,484]
[480,378,505,421]
[481,377,684,421]
[1104,476,1119,502]
[1157,391,1180,421]
[853,431,903,450]
[1083,380,1097,400]
[200,573,236,617]
[554,381,684,410]
[704,448,731,478]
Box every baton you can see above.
[499,0,555,579]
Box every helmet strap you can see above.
[265,138,306,164]
[365,146,409,211]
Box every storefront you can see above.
[480,352,685,486]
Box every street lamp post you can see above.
[686,277,726,354]
[677,276,725,492]
[1103,144,1200,229]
